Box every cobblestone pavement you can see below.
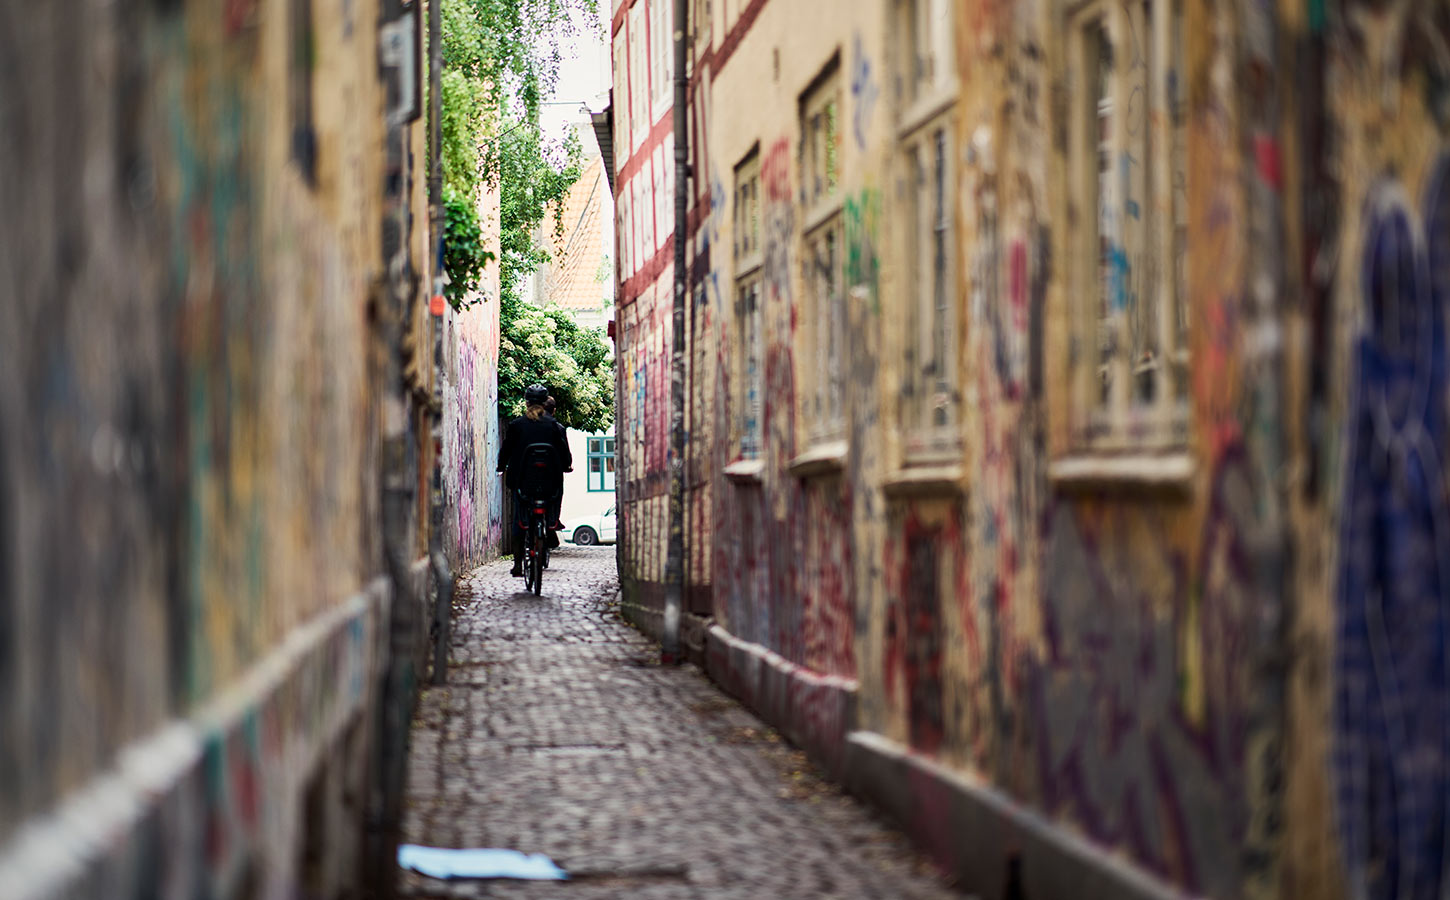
[399,547,963,899]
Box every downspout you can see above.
[427,0,453,685]
[683,48,698,646]
[662,0,690,663]
[369,2,423,895]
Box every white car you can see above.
[562,506,617,546]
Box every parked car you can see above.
[561,506,617,545]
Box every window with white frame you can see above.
[694,0,711,47]
[898,0,954,112]
[901,125,955,455]
[654,145,668,253]
[662,136,675,246]
[642,161,656,255]
[632,177,644,271]
[896,0,957,459]
[734,151,764,460]
[618,190,630,277]
[801,63,845,445]
[629,5,647,145]
[651,0,672,118]
[613,28,628,150]
[1070,0,1187,449]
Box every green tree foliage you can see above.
[437,0,613,432]
[498,294,614,432]
[491,124,582,302]
[436,0,594,309]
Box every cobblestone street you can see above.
[399,548,961,899]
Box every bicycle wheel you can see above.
[522,517,537,593]
[522,537,536,593]
[531,518,545,596]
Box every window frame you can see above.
[613,27,629,156]
[1067,0,1189,454]
[799,60,847,449]
[892,0,960,464]
[733,149,765,462]
[629,4,649,149]
[587,436,617,492]
[650,0,673,121]
[642,158,656,255]
[895,0,957,127]
[898,116,958,461]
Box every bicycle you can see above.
[512,444,568,596]
[521,493,549,596]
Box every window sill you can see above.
[724,459,766,485]
[1049,453,1195,493]
[789,440,848,478]
[897,87,958,142]
[882,464,965,499]
[801,202,842,236]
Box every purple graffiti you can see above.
[1334,164,1450,900]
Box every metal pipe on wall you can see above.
[662,0,690,663]
[427,0,452,685]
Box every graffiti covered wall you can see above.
[1287,3,1450,898]
[608,0,1450,895]
[441,185,505,569]
[0,0,433,894]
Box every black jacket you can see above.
[498,414,572,491]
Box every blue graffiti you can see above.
[850,34,878,152]
[1110,245,1132,312]
[1334,163,1450,900]
[1120,152,1141,220]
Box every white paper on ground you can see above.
[396,845,569,881]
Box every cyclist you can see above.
[498,384,572,577]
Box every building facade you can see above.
[608,0,1450,897]
[610,0,679,606]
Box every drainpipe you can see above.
[427,0,453,685]
[661,0,690,664]
[369,3,423,894]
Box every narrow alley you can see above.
[399,549,959,899]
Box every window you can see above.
[618,189,631,277]
[662,136,675,246]
[588,436,617,492]
[801,64,845,445]
[895,0,957,460]
[734,151,764,460]
[1070,0,1187,449]
[642,160,656,255]
[901,124,955,456]
[613,28,628,150]
[632,177,644,271]
[629,5,648,146]
[618,194,628,278]
[651,0,673,117]
[694,0,712,47]
[897,0,954,112]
